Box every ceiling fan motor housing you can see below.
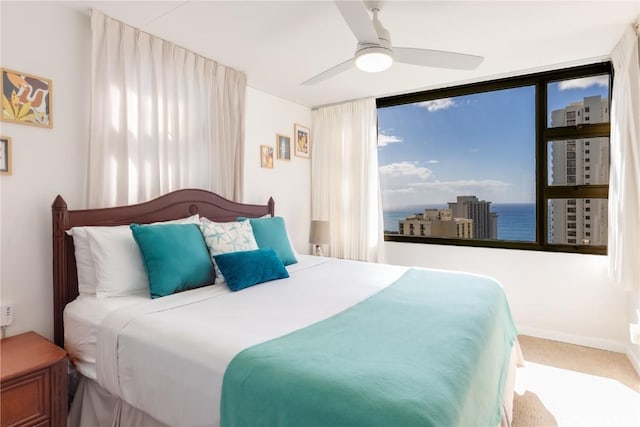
[354,8,393,72]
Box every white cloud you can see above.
[378,133,403,147]
[558,75,609,91]
[379,162,433,189]
[409,179,511,191]
[417,98,455,112]
[426,160,440,164]
[380,178,513,209]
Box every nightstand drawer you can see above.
[0,368,50,427]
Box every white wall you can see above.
[0,2,312,340]
[0,1,91,340]
[382,242,637,367]
[244,88,312,254]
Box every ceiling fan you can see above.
[301,1,484,85]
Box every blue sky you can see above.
[377,74,609,210]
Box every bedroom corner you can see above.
[0,1,313,341]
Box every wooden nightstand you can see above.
[1,331,67,427]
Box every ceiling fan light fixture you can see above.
[355,46,393,73]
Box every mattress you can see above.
[63,255,365,379]
[65,255,518,426]
[64,294,147,379]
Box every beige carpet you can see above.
[512,335,640,426]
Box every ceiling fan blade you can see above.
[394,47,484,70]
[301,58,355,86]
[335,1,379,44]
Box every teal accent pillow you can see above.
[130,223,215,298]
[213,248,289,292]
[247,217,298,266]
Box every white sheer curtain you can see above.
[608,24,640,291]
[88,10,246,207]
[311,98,381,262]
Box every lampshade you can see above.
[309,220,330,245]
[355,46,393,73]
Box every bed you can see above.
[52,189,522,427]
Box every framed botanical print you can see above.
[276,134,291,160]
[294,124,310,158]
[0,136,12,175]
[1,68,53,128]
[260,145,274,169]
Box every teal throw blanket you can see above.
[221,268,517,427]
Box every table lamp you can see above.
[309,220,330,256]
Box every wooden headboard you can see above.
[51,189,274,347]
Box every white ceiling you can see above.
[67,1,639,108]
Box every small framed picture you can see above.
[294,124,310,159]
[276,134,291,160]
[0,136,12,175]
[260,145,274,169]
[1,68,53,128]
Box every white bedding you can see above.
[97,255,407,426]
[66,255,519,427]
[64,294,148,379]
[63,255,333,379]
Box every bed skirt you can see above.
[68,376,167,427]
[68,341,523,427]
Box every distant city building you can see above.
[447,196,498,239]
[550,95,608,128]
[399,209,472,239]
[548,199,608,246]
[549,96,608,245]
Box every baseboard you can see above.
[516,325,628,353]
[516,325,640,377]
[626,345,640,377]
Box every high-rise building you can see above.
[399,209,472,239]
[549,96,608,245]
[447,196,497,239]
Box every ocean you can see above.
[383,203,536,242]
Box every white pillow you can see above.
[87,225,149,298]
[199,218,258,282]
[65,227,96,295]
[67,214,200,297]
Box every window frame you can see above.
[377,62,611,255]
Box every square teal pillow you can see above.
[130,223,215,298]
[213,248,289,291]
[247,217,297,266]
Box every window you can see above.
[377,63,610,254]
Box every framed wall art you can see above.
[276,134,291,160]
[1,68,53,128]
[260,145,274,169]
[0,136,12,175]
[294,123,310,158]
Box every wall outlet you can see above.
[0,304,14,327]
